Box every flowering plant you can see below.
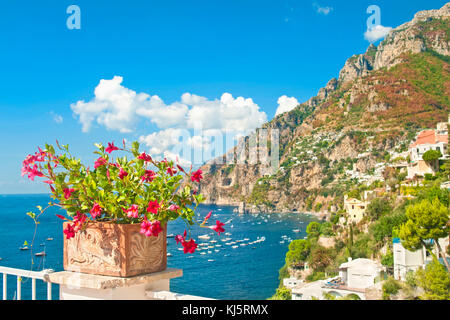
[22,140,224,254]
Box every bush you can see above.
[270,287,292,300]
[382,277,402,300]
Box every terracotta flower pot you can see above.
[63,222,167,277]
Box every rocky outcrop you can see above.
[374,3,450,71]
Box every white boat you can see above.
[240,243,247,246]
[208,259,214,262]
[200,252,206,255]
[243,238,250,241]
[214,250,219,252]
[210,240,217,243]
[293,229,300,233]
[225,233,232,236]
[35,252,46,257]
[232,245,238,249]
[207,251,212,254]
[19,246,29,251]
[167,253,172,257]
[167,234,175,238]
[198,235,210,240]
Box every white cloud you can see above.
[275,96,299,117]
[71,77,267,134]
[72,76,268,165]
[364,25,393,42]
[71,76,147,133]
[313,2,333,15]
[50,111,63,124]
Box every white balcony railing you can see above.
[0,266,54,300]
[1,266,212,300]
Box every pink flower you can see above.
[140,220,163,237]
[24,164,44,181]
[169,204,180,212]
[105,142,119,154]
[202,211,212,225]
[73,211,87,232]
[90,202,102,219]
[63,223,76,240]
[138,153,152,162]
[124,204,139,219]
[118,168,128,179]
[141,170,156,183]
[209,220,225,236]
[94,157,107,169]
[146,200,160,215]
[175,234,184,245]
[63,188,75,200]
[191,169,203,183]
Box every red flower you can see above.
[94,157,107,169]
[63,223,76,239]
[146,200,160,215]
[209,220,225,235]
[118,168,128,179]
[138,153,152,162]
[169,204,180,212]
[105,142,119,154]
[90,202,102,219]
[141,170,156,183]
[124,204,139,218]
[191,169,203,183]
[140,220,163,237]
[182,239,198,254]
[63,188,75,200]
[166,167,177,176]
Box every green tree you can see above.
[399,198,450,270]
[422,150,442,163]
[381,246,394,268]
[416,258,450,300]
[306,222,321,238]
[367,197,392,220]
[320,222,333,236]
[308,246,333,272]
[286,239,311,267]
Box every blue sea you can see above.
[0,194,315,300]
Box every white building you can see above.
[393,238,426,281]
[338,258,383,289]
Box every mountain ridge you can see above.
[197,3,450,214]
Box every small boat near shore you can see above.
[35,252,46,257]
[19,246,29,251]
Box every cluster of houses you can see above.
[284,236,449,300]
[342,116,449,225]
[286,116,450,300]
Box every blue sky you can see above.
[0,0,447,194]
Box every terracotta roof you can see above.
[410,130,448,147]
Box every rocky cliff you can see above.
[198,3,450,213]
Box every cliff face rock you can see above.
[198,4,450,213]
[374,3,450,71]
[338,45,376,85]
